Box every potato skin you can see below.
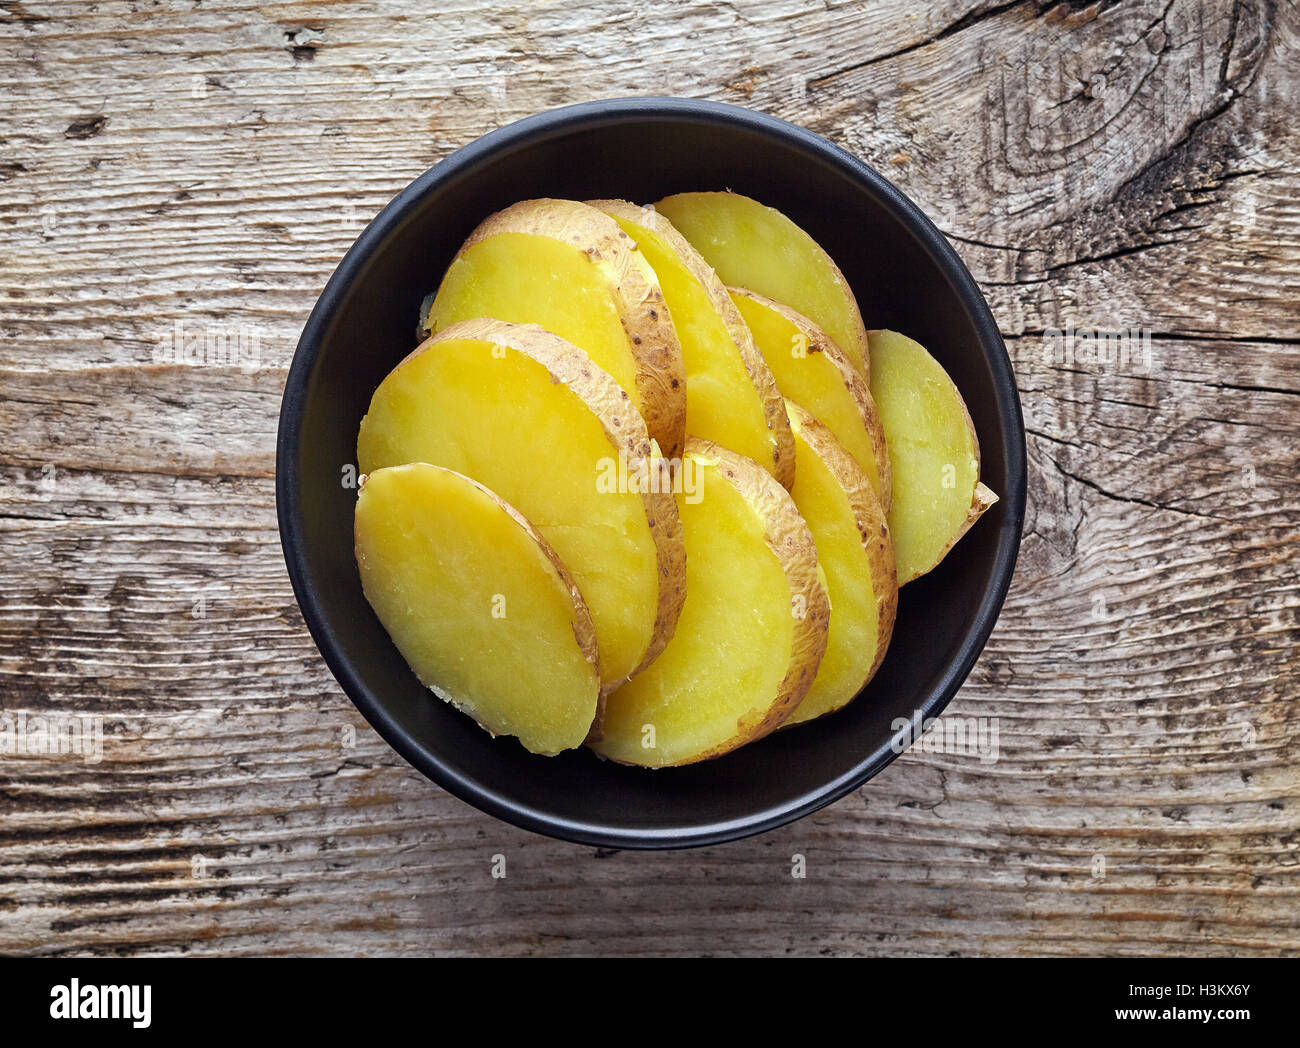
[781,403,898,725]
[594,437,829,767]
[932,482,999,572]
[442,198,688,461]
[692,438,829,757]
[384,317,687,690]
[732,288,892,513]
[681,438,830,761]
[588,199,795,489]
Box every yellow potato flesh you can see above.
[428,231,639,408]
[731,289,886,504]
[357,336,658,686]
[593,454,796,767]
[783,416,882,726]
[868,329,981,583]
[655,191,869,377]
[605,212,782,480]
[355,464,599,755]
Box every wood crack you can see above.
[1105,1,1265,208]
[1044,237,1185,274]
[1040,449,1234,523]
[1204,381,1300,398]
[807,0,1027,89]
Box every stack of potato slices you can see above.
[354,192,997,764]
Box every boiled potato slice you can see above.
[355,463,601,755]
[730,287,891,512]
[592,438,830,767]
[425,198,687,458]
[782,403,897,727]
[867,329,999,584]
[655,190,870,378]
[589,199,794,488]
[358,318,685,689]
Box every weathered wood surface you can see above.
[1,0,1297,956]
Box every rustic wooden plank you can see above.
[1,0,1297,956]
[795,0,1300,341]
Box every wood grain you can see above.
[1,0,1297,956]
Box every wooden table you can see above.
[2,0,1296,956]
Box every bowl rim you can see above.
[276,95,1027,850]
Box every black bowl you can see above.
[277,97,1026,849]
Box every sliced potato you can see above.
[589,198,794,488]
[655,190,870,378]
[425,198,687,458]
[592,438,830,767]
[357,318,685,689]
[867,329,999,584]
[730,287,891,512]
[781,403,897,727]
[355,463,601,755]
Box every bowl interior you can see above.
[279,100,1025,848]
